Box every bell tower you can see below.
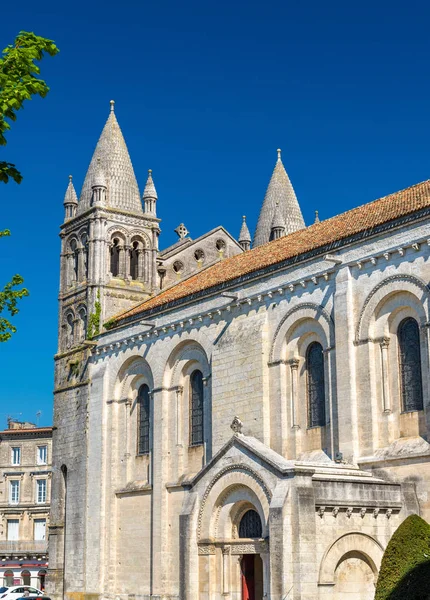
[57,100,160,354]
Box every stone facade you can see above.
[49,103,430,600]
[0,422,51,590]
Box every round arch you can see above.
[164,339,210,389]
[270,302,334,363]
[198,466,271,541]
[113,355,154,401]
[319,531,384,585]
[356,274,430,342]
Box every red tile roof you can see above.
[112,179,430,325]
[0,427,53,435]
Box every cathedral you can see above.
[48,102,430,600]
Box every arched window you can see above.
[138,384,150,455]
[78,307,87,341]
[398,317,423,412]
[239,509,262,538]
[4,570,13,586]
[306,342,326,428]
[69,239,78,282]
[190,370,204,446]
[130,241,139,280]
[81,233,89,279]
[38,570,47,591]
[66,313,75,348]
[110,238,120,277]
[21,570,30,586]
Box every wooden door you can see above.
[241,555,255,600]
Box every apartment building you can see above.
[0,421,52,590]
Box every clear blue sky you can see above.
[1,0,430,427]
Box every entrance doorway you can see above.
[241,555,263,600]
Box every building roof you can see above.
[0,427,53,436]
[111,178,430,326]
[77,101,142,215]
[253,149,305,246]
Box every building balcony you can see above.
[0,541,48,556]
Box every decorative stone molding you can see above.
[198,465,272,539]
[198,544,216,555]
[355,274,430,342]
[230,416,243,434]
[269,301,335,363]
[319,532,384,585]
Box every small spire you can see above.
[143,169,158,216]
[271,201,285,229]
[63,174,78,221]
[92,157,107,188]
[314,210,320,224]
[110,99,115,112]
[143,169,158,200]
[239,215,251,251]
[64,175,78,205]
[277,148,282,161]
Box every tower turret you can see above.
[63,175,78,221]
[143,169,157,216]
[270,201,286,240]
[238,215,251,251]
[91,158,107,206]
[253,149,305,246]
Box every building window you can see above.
[37,445,48,465]
[306,342,326,428]
[10,480,20,504]
[130,241,139,280]
[138,384,150,455]
[4,571,13,586]
[21,570,31,586]
[38,570,47,591]
[11,447,21,466]
[239,510,262,538]
[110,238,120,277]
[7,519,19,541]
[190,370,204,446]
[398,317,424,412]
[34,519,46,541]
[36,479,47,504]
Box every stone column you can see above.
[222,545,231,595]
[334,266,359,462]
[151,387,170,595]
[118,245,126,279]
[87,218,95,283]
[77,248,85,282]
[324,347,336,459]
[124,245,131,281]
[137,249,144,281]
[380,338,391,413]
[289,359,300,428]
[66,253,75,286]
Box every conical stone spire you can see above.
[239,215,251,251]
[143,169,157,216]
[253,149,305,247]
[77,101,142,215]
[64,175,78,205]
[63,175,78,221]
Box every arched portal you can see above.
[197,467,271,599]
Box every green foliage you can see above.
[104,318,115,331]
[0,30,59,183]
[0,230,29,341]
[87,291,101,340]
[375,514,430,600]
